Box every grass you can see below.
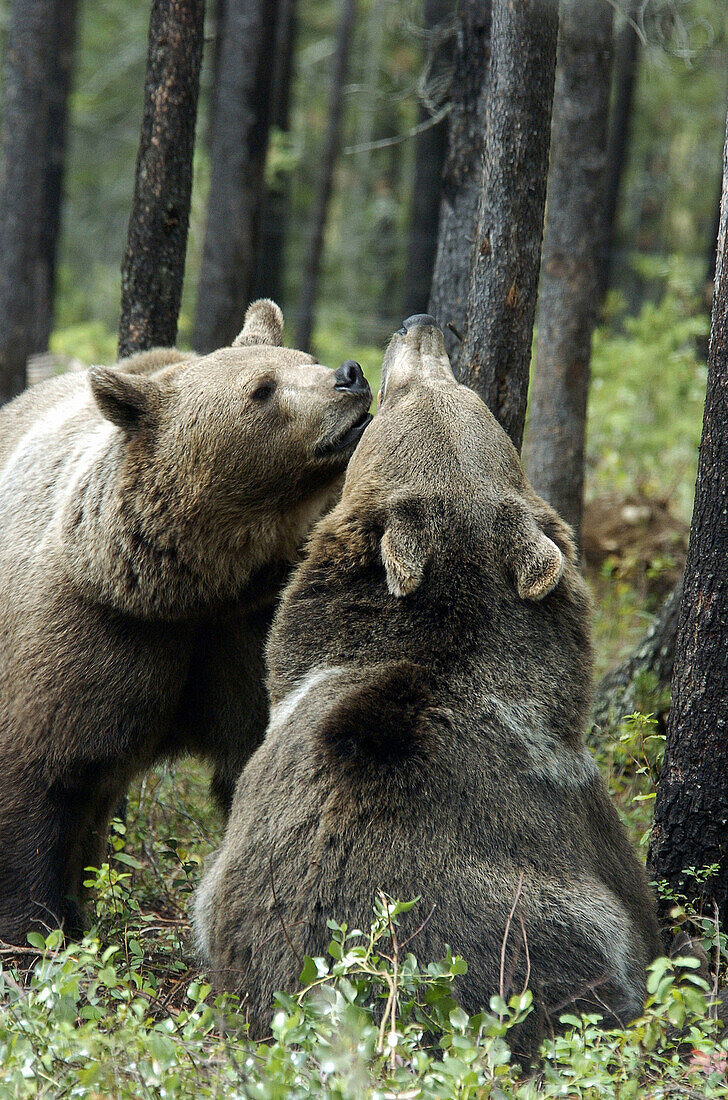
[1,286,722,1096]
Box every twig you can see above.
[603,0,647,45]
[268,854,302,969]
[343,103,451,155]
[446,322,463,343]
[399,904,437,949]
[711,900,721,1018]
[517,907,531,996]
[499,873,525,1004]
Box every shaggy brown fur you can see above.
[194,318,660,1058]
[0,300,371,943]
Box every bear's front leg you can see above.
[177,605,274,816]
[0,779,72,945]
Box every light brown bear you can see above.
[194,315,660,1057]
[0,300,371,944]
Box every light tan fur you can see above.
[0,300,371,943]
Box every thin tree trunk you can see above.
[525,0,613,540]
[0,0,53,403]
[401,0,452,318]
[428,0,491,362]
[295,0,358,353]
[597,7,640,303]
[647,110,728,919]
[193,0,279,353]
[32,0,79,355]
[119,0,205,359]
[252,0,297,305]
[457,0,559,451]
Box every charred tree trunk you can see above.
[119,0,205,358]
[32,0,79,355]
[401,0,452,318]
[457,0,558,451]
[648,112,728,919]
[193,0,279,353]
[296,0,358,353]
[0,0,53,403]
[428,0,491,361]
[524,0,613,540]
[597,8,640,302]
[252,0,298,305]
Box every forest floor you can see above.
[3,291,727,1097]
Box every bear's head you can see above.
[80,300,372,611]
[269,314,593,740]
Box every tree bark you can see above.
[119,0,205,359]
[401,0,452,318]
[457,0,559,452]
[193,0,279,353]
[295,0,358,353]
[32,0,79,355]
[428,0,491,362]
[252,0,298,305]
[597,7,640,303]
[0,0,53,403]
[524,0,613,540]
[648,110,728,918]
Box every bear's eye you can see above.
[251,381,276,403]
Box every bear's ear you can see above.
[233,299,284,348]
[501,502,565,601]
[380,502,430,598]
[89,367,160,432]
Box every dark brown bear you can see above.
[0,300,371,944]
[194,316,660,1057]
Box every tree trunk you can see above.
[295,0,358,353]
[591,575,682,738]
[193,0,279,353]
[401,0,452,318]
[648,111,728,919]
[524,0,613,540]
[428,0,491,362]
[597,7,640,303]
[457,0,559,451]
[119,0,205,359]
[32,0,79,355]
[0,0,53,403]
[252,0,297,305]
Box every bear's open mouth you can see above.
[317,411,373,457]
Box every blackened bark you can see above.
[525,0,613,539]
[597,9,640,302]
[0,0,53,403]
[119,0,205,358]
[401,0,452,318]
[296,0,358,352]
[252,0,298,304]
[457,0,558,451]
[428,0,491,361]
[193,0,279,353]
[32,0,79,355]
[648,111,728,918]
[591,575,683,737]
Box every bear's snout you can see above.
[334,360,369,397]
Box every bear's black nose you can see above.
[398,313,439,336]
[334,360,368,395]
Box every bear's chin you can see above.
[315,411,372,458]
